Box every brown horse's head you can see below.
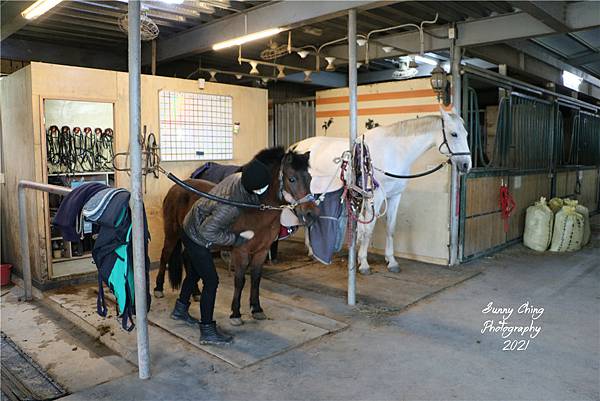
[251,147,319,227]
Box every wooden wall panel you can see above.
[465,176,504,216]
[114,72,268,261]
[578,168,599,211]
[463,212,505,257]
[555,171,576,198]
[0,66,42,280]
[507,174,551,241]
[2,62,268,282]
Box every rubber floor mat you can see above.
[1,332,67,401]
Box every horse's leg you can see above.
[385,193,402,273]
[357,219,376,275]
[357,193,384,275]
[154,238,175,297]
[249,249,269,320]
[230,250,249,326]
[304,229,314,259]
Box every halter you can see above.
[438,117,471,157]
[278,166,317,208]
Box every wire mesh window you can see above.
[159,90,233,161]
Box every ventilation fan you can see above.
[118,12,160,42]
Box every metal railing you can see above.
[465,80,598,171]
[272,99,316,148]
[18,181,72,301]
[570,112,600,166]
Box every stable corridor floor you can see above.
[3,217,599,400]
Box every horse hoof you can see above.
[252,311,267,320]
[153,290,164,298]
[387,264,401,273]
[358,268,371,276]
[192,294,201,302]
[229,317,244,326]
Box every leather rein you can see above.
[159,163,314,212]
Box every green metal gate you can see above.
[459,72,600,261]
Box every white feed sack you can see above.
[523,197,554,252]
[549,205,585,252]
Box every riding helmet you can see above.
[241,158,271,194]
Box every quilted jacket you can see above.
[182,172,260,248]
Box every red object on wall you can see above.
[0,264,12,286]
[499,182,516,233]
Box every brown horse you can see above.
[155,147,318,324]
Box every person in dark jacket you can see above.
[171,157,272,344]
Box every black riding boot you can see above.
[170,299,199,326]
[200,321,233,345]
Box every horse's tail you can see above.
[167,239,184,290]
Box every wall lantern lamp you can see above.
[430,64,451,106]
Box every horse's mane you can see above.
[253,146,285,168]
[376,115,442,137]
[252,146,309,171]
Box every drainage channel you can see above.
[1,332,67,401]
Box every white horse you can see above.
[294,108,472,275]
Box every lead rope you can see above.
[340,138,379,225]
[499,180,515,233]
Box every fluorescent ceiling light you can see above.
[213,28,284,50]
[382,46,394,53]
[562,70,582,91]
[21,0,63,20]
[414,55,438,66]
[357,38,367,46]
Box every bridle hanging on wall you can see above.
[46,125,115,174]
[112,125,162,192]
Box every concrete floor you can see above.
[2,217,599,400]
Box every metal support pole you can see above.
[449,43,462,266]
[18,181,72,301]
[128,0,151,380]
[347,9,357,306]
[151,40,157,76]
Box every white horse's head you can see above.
[435,107,472,173]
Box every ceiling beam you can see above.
[148,1,392,64]
[0,1,35,41]
[569,51,600,67]
[510,1,569,33]
[508,41,600,87]
[468,43,600,100]
[326,3,600,64]
[0,37,127,70]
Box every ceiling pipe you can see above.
[238,56,316,73]
[364,13,440,65]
